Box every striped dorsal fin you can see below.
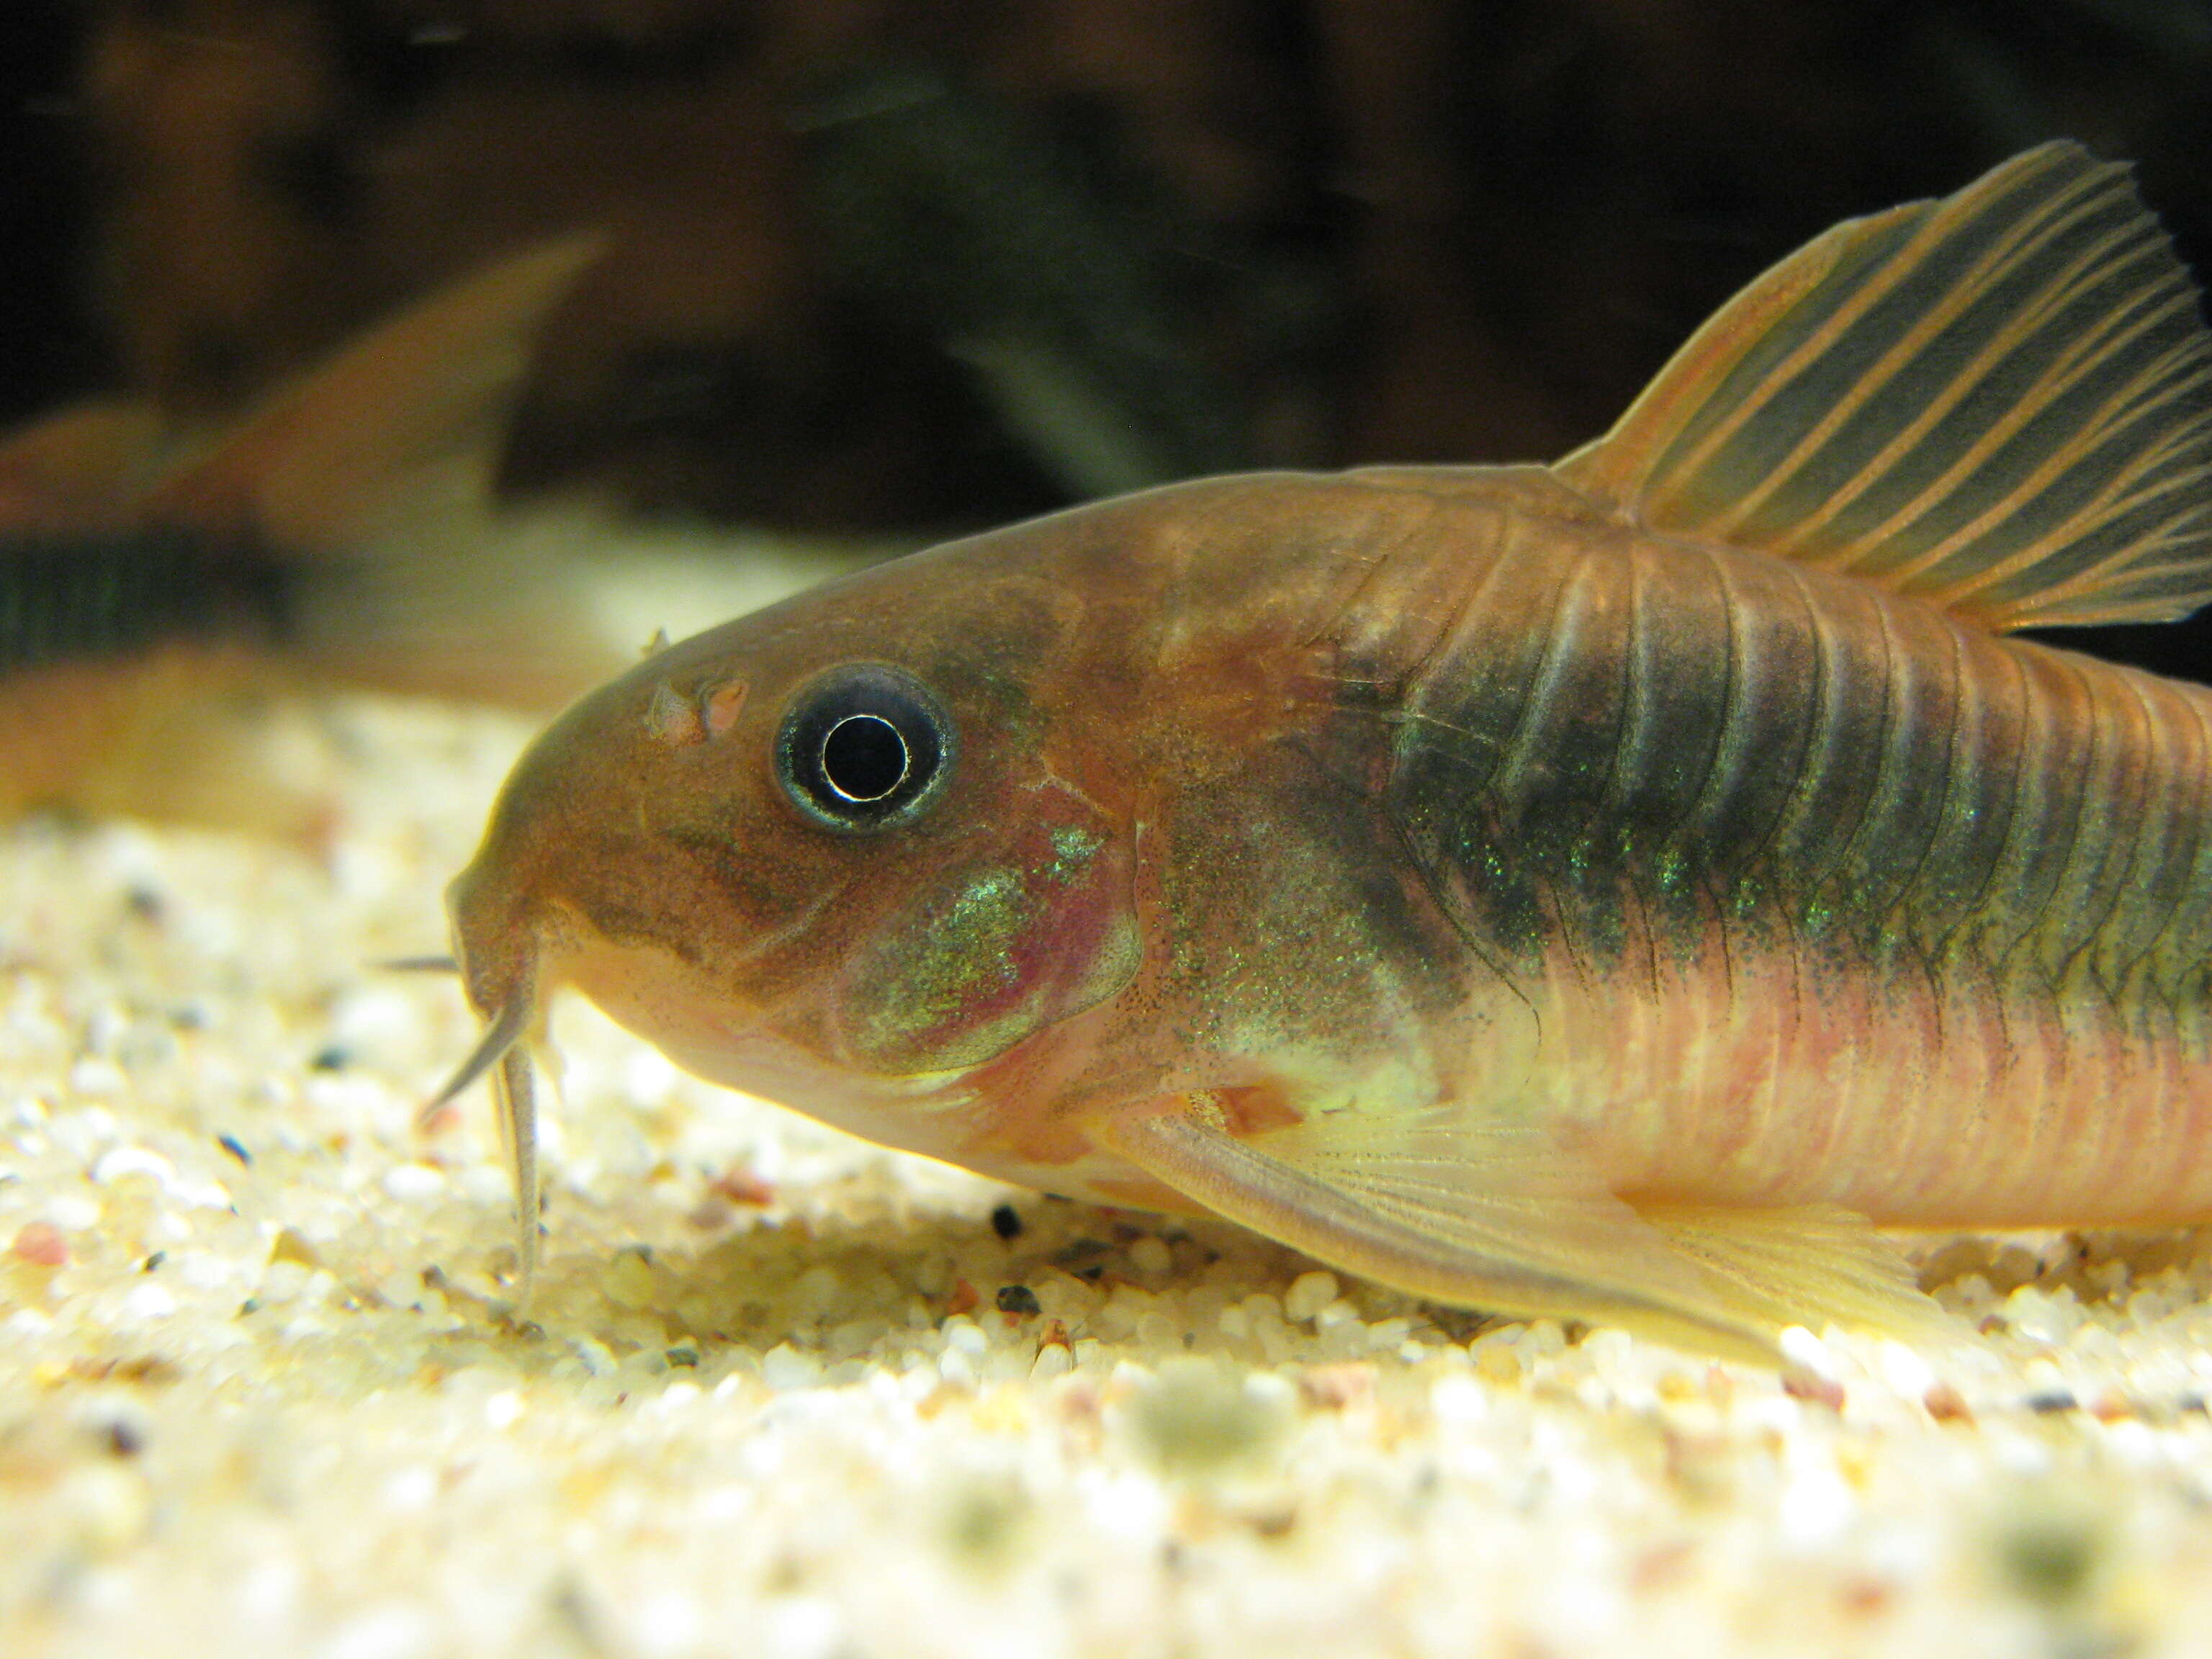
[1554,143,2212,631]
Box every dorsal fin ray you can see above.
[1555,143,2212,631]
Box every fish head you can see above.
[444,525,1148,1133]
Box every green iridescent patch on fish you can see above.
[1729,874,1766,921]
[841,814,1137,1074]
[1046,824,1101,878]
[851,865,1028,1059]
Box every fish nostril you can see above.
[819,713,909,801]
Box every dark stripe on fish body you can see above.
[2031,660,2151,994]
[0,532,297,673]
[1381,516,1579,967]
[1376,510,2212,1043]
[1654,556,1796,912]
[2088,678,2198,1010]
[2152,717,2212,1043]
[1811,590,1962,960]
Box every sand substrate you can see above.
[8,688,2212,1659]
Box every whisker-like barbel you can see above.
[423,994,532,1130]
[423,990,546,1290]
[492,1040,541,1292]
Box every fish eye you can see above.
[775,664,954,831]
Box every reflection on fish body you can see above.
[444,144,2212,1359]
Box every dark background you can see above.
[6,1,2211,673]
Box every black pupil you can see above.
[819,714,909,802]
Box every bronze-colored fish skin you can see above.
[446,462,2212,1333]
[445,144,2212,1352]
[446,473,1488,1169]
[449,454,2212,1214]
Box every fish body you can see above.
[446,144,2212,1355]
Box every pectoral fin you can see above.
[1094,1099,1957,1362]
[1095,1099,1782,1360]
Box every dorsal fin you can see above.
[1555,143,2212,631]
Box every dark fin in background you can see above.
[804,65,1248,500]
[148,234,623,710]
[1556,143,2212,631]
[143,236,603,557]
[0,236,613,825]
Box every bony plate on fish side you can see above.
[434,143,2212,1364]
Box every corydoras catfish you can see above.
[441,144,2212,1359]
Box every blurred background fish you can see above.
[0,234,631,829]
[1,0,2208,827]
